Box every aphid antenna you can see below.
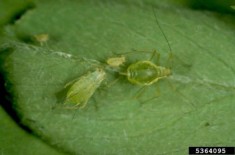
[152,8,198,108]
[110,49,153,58]
[152,7,173,68]
[152,7,172,53]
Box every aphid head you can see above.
[96,68,106,79]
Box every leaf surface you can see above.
[1,1,235,154]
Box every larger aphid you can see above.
[119,8,173,87]
[126,60,171,86]
[64,68,106,109]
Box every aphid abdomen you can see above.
[64,68,106,108]
[127,61,171,86]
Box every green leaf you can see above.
[1,1,235,154]
[0,0,34,27]
[0,106,67,155]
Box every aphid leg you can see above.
[149,50,155,61]
[176,89,196,109]
[166,79,196,108]
[78,101,88,109]
[149,50,161,65]
[72,112,76,120]
[166,78,176,91]
[140,86,161,104]
[105,77,121,88]
[99,76,122,95]
[72,109,79,120]
[166,52,173,69]
[133,86,147,100]
[129,49,160,64]
[93,98,99,111]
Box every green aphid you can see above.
[125,8,173,86]
[64,68,106,109]
[34,33,49,46]
[106,55,126,68]
[126,60,171,86]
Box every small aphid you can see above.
[106,55,126,67]
[64,68,106,109]
[34,33,49,46]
